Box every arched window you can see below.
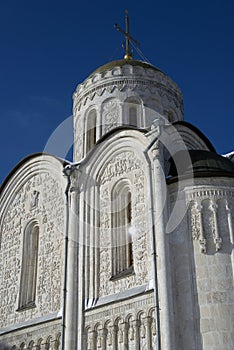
[129,106,137,126]
[125,98,141,127]
[18,221,39,309]
[111,181,133,278]
[86,110,97,153]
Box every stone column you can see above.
[118,322,128,350]
[87,330,96,350]
[96,105,102,140]
[142,317,151,349]
[97,328,107,350]
[211,200,222,251]
[109,325,118,349]
[132,319,140,350]
[64,170,79,349]
[190,200,206,253]
[226,201,234,244]
[151,141,175,350]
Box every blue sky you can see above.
[0,0,233,184]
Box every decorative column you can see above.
[128,319,135,348]
[87,330,96,350]
[141,316,151,349]
[210,200,222,251]
[64,169,80,349]
[151,139,175,350]
[132,319,140,350]
[97,328,107,349]
[198,202,206,253]
[96,105,102,140]
[109,325,118,349]
[151,315,157,347]
[118,322,128,350]
[225,200,234,244]
[190,201,206,253]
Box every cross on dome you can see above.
[114,10,140,60]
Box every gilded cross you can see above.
[115,10,140,60]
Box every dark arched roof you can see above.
[172,121,216,152]
[168,150,234,179]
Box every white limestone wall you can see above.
[73,129,162,349]
[0,155,66,346]
[0,320,61,349]
[84,293,157,350]
[169,177,234,350]
[78,131,154,305]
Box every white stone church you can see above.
[0,19,234,350]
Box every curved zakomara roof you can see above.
[81,122,216,167]
[171,121,216,152]
[83,124,234,182]
[76,128,150,191]
[168,150,234,181]
[88,59,162,78]
[0,152,69,196]
[79,125,148,166]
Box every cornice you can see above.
[73,76,183,112]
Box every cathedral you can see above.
[0,13,234,350]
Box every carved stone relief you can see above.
[102,99,121,134]
[74,74,183,116]
[0,331,61,350]
[187,189,234,253]
[94,151,150,299]
[84,295,156,350]
[74,115,83,161]
[0,172,65,328]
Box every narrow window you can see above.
[86,110,97,153]
[129,106,137,126]
[111,182,133,277]
[18,221,39,309]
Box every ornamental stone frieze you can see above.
[186,187,234,253]
[84,294,156,350]
[73,61,183,116]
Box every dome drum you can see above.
[73,60,184,160]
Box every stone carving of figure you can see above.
[30,190,39,210]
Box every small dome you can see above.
[89,59,161,77]
[169,150,234,177]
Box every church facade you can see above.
[0,56,234,350]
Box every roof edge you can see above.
[0,153,70,195]
[173,121,216,153]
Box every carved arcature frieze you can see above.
[84,296,156,350]
[0,331,61,350]
[187,188,234,253]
